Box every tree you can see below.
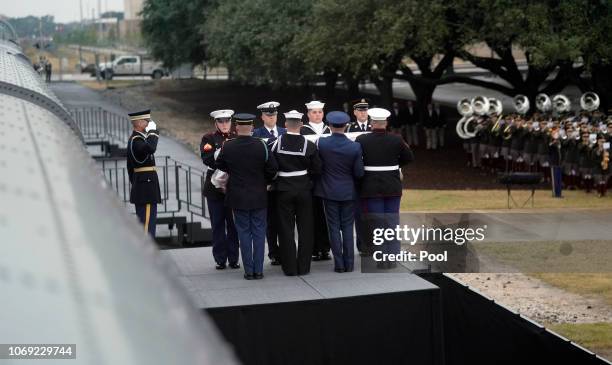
[203,0,313,87]
[141,0,207,69]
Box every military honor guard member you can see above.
[356,108,414,261]
[200,109,240,270]
[216,113,278,280]
[346,98,372,133]
[345,98,371,255]
[301,100,332,261]
[126,109,162,236]
[252,101,286,265]
[300,100,331,135]
[314,111,364,272]
[271,110,322,275]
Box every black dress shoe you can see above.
[319,252,331,261]
[254,273,264,280]
[244,273,254,280]
[312,254,322,261]
[229,263,240,269]
[344,267,354,273]
[334,268,345,273]
[215,263,226,270]
[270,258,281,266]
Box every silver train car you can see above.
[0,38,236,364]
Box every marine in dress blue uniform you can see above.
[216,113,278,280]
[300,100,332,261]
[356,108,414,267]
[126,109,162,237]
[200,109,240,270]
[252,101,286,265]
[314,111,364,272]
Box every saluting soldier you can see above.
[200,109,240,270]
[301,100,332,261]
[127,109,162,236]
[356,108,413,265]
[252,101,286,266]
[272,110,322,276]
[216,113,278,280]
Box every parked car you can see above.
[98,55,168,80]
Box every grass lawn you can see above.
[533,273,612,307]
[548,322,612,360]
[401,189,612,211]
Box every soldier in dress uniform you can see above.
[271,110,322,275]
[345,98,371,255]
[356,108,413,266]
[126,109,162,237]
[346,98,372,133]
[301,100,332,261]
[314,111,364,273]
[216,113,278,280]
[200,109,240,270]
[252,101,286,265]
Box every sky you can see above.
[2,0,124,23]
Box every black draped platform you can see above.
[162,248,610,365]
[163,247,444,365]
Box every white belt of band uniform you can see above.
[278,170,308,177]
[363,165,400,171]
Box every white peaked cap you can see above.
[210,109,234,119]
[256,101,280,110]
[305,100,325,110]
[284,110,303,120]
[367,107,391,121]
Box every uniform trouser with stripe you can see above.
[266,191,280,261]
[135,203,157,237]
[276,190,314,275]
[363,197,401,256]
[233,208,267,275]
[207,195,239,266]
[312,196,331,255]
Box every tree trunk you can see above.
[410,80,435,122]
[323,70,338,97]
[374,75,394,108]
[344,74,361,99]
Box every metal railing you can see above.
[99,155,209,221]
[69,106,131,146]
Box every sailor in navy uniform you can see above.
[200,109,240,270]
[271,110,322,275]
[300,100,332,261]
[252,101,285,265]
[314,111,364,272]
[126,109,162,237]
[216,113,278,280]
[344,98,370,255]
[346,98,372,133]
[356,108,413,266]
[300,100,331,135]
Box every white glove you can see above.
[145,120,157,132]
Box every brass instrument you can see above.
[552,94,571,114]
[536,93,552,112]
[602,150,609,171]
[580,92,600,112]
[513,95,530,115]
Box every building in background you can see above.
[120,0,143,44]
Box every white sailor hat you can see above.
[305,100,325,110]
[367,107,391,121]
[257,101,280,115]
[284,110,303,120]
[210,109,234,120]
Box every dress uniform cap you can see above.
[210,109,235,119]
[233,113,256,125]
[284,110,303,120]
[305,100,325,110]
[257,101,280,115]
[128,109,151,121]
[352,98,369,110]
[367,107,391,121]
[326,111,350,126]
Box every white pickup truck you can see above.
[98,55,168,80]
